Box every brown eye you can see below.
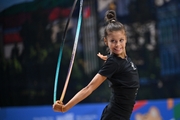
[120,39,124,43]
[111,40,116,43]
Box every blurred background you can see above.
[0,0,180,119]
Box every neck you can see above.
[111,52,127,59]
[118,52,127,59]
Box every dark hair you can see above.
[104,10,126,38]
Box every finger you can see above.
[61,106,64,112]
[57,101,63,105]
[97,53,101,57]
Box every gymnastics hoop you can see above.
[53,0,78,103]
[59,0,83,102]
[53,0,84,103]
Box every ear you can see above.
[104,37,107,45]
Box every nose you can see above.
[115,41,121,46]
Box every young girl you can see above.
[53,10,140,120]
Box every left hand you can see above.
[97,52,107,61]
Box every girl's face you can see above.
[104,30,127,58]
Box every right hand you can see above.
[53,101,65,112]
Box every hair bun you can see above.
[105,10,116,23]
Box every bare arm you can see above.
[53,73,107,112]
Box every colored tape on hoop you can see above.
[53,0,78,103]
[53,0,84,103]
[59,0,83,102]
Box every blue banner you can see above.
[0,98,180,120]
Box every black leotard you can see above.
[98,54,140,120]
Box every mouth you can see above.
[114,48,123,52]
